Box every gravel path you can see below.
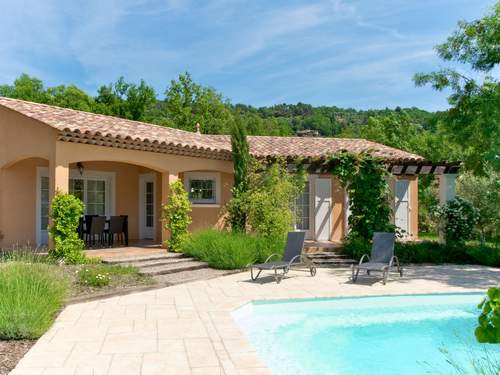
[0,340,35,375]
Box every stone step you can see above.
[306,252,350,259]
[101,252,185,264]
[118,257,197,269]
[139,260,209,276]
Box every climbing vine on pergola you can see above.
[322,151,394,241]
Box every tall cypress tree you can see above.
[229,116,250,231]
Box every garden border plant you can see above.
[0,262,68,339]
[162,179,192,252]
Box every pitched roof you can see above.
[0,97,424,162]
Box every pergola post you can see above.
[438,173,457,242]
[161,171,179,249]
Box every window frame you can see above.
[183,172,221,206]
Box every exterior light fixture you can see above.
[77,162,84,176]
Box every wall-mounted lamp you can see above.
[77,162,84,176]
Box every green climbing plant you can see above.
[325,151,393,240]
[162,180,192,252]
[48,192,86,264]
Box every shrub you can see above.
[243,160,305,240]
[342,237,500,267]
[49,192,86,264]
[475,287,500,344]
[181,229,284,269]
[0,262,68,339]
[435,196,479,245]
[457,169,500,242]
[162,180,192,252]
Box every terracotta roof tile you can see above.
[0,97,424,162]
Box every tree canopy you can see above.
[414,2,500,174]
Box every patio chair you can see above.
[250,231,316,284]
[105,216,125,246]
[351,232,403,285]
[86,216,106,247]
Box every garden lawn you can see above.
[182,229,284,269]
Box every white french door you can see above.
[395,179,410,237]
[295,180,312,239]
[314,177,332,241]
[295,176,334,241]
[36,171,50,245]
[139,174,156,240]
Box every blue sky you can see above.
[0,0,496,110]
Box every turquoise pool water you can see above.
[232,293,500,375]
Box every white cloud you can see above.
[219,3,329,67]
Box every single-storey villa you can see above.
[0,97,459,248]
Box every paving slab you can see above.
[10,265,500,374]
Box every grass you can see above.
[0,245,51,264]
[181,229,284,269]
[419,232,439,241]
[0,262,68,339]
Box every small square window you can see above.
[188,179,216,203]
[184,172,220,205]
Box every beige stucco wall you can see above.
[0,158,48,247]
[0,106,57,248]
[331,176,345,241]
[0,107,57,170]
[54,141,233,176]
[179,171,233,233]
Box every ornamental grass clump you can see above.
[182,229,284,269]
[0,262,68,339]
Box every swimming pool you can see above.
[232,293,499,375]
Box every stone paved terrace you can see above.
[10,265,500,375]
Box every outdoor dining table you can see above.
[79,215,129,247]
